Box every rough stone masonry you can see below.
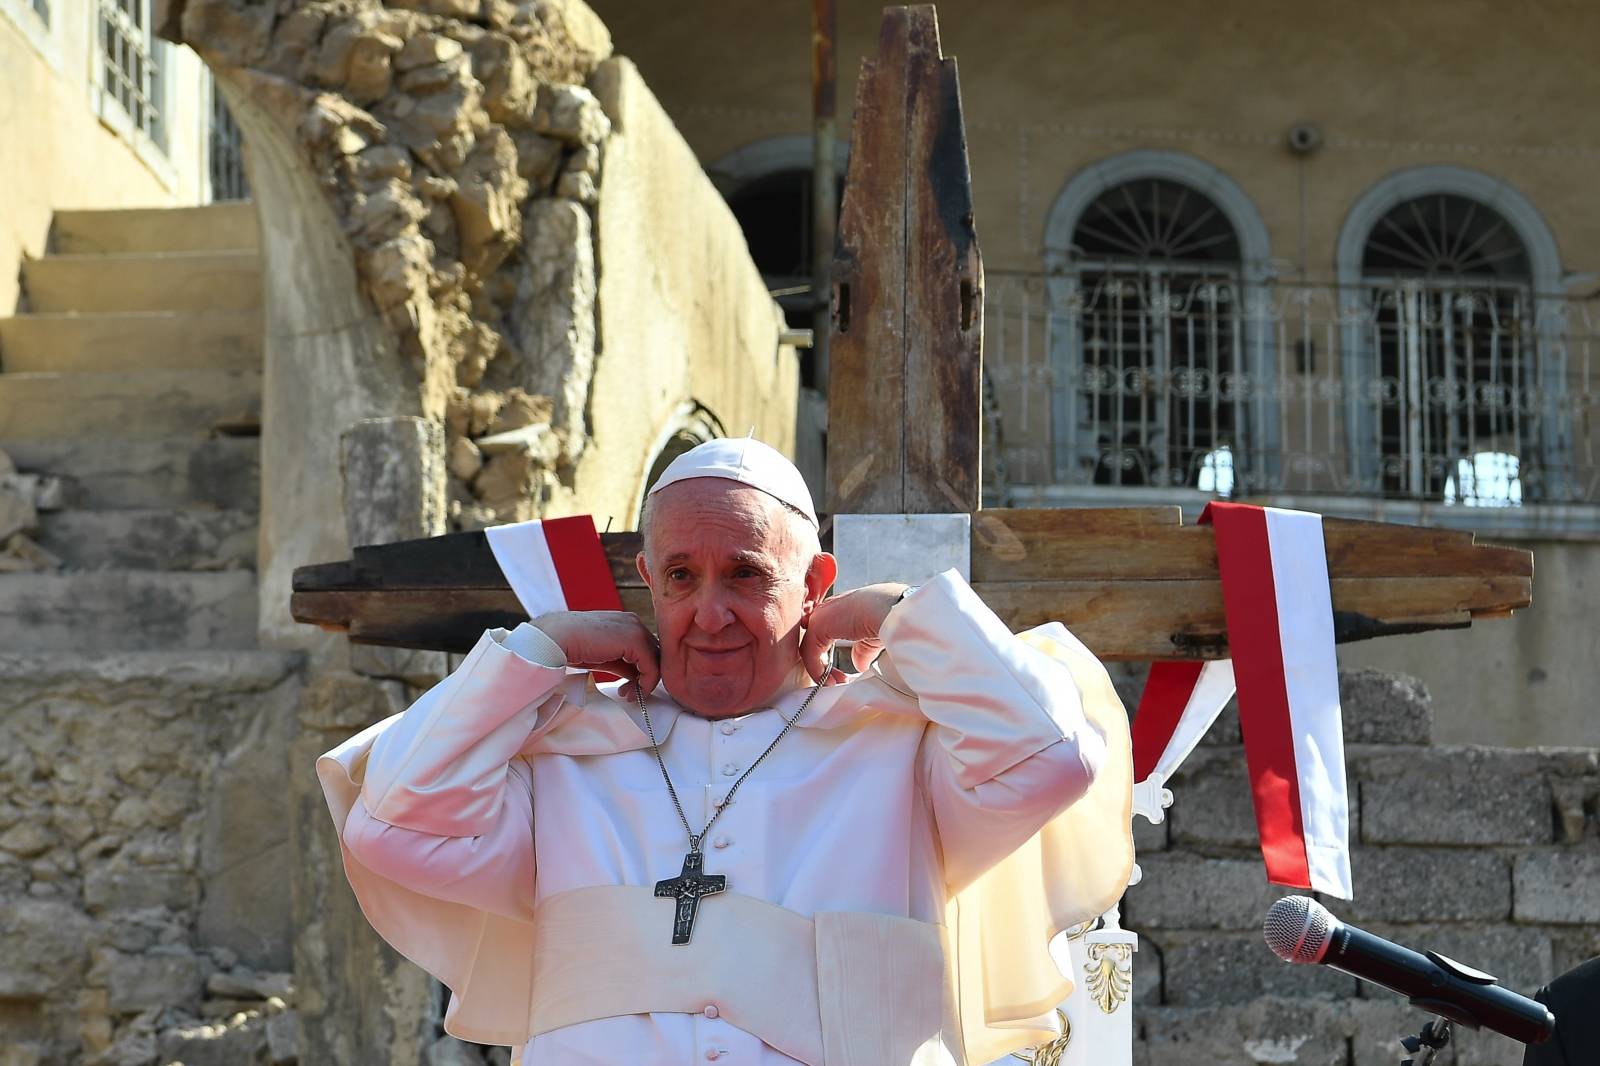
[168,0,619,532]
[1122,669,1600,1066]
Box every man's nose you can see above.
[691,587,735,633]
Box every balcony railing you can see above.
[983,270,1600,520]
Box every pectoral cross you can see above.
[654,850,726,945]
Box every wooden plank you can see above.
[292,587,658,654]
[969,508,1534,583]
[826,8,911,515]
[293,530,649,592]
[294,570,1527,661]
[977,574,1532,661]
[901,5,982,513]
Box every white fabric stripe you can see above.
[1262,507,1352,899]
[485,520,569,619]
[1152,659,1237,780]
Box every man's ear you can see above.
[635,551,653,591]
[804,552,838,607]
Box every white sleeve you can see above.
[874,571,1108,893]
[326,622,572,922]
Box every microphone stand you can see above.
[1399,1019,1451,1066]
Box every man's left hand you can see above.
[799,582,909,684]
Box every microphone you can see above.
[1263,896,1554,1046]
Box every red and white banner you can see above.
[1132,503,1352,899]
[484,515,623,617]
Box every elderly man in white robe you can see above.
[318,438,1134,1066]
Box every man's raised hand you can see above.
[798,583,909,684]
[532,611,661,700]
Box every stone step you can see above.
[0,369,260,440]
[21,252,260,314]
[35,509,257,571]
[0,570,258,651]
[50,203,260,256]
[0,436,258,511]
[0,311,262,373]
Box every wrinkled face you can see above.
[637,478,834,719]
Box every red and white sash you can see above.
[484,515,623,617]
[1131,503,1352,899]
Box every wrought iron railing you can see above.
[98,0,163,146]
[983,270,1600,508]
[208,82,249,201]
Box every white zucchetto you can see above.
[647,437,818,528]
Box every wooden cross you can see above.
[290,5,1530,661]
[653,850,727,945]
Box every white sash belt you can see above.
[524,885,958,1066]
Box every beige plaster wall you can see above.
[572,56,799,526]
[1339,537,1599,747]
[0,2,214,315]
[590,0,1600,282]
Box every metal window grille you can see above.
[984,274,1594,507]
[984,185,1589,508]
[98,0,163,147]
[208,82,249,201]
[1044,177,1252,491]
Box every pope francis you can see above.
[317,438,1134,1066]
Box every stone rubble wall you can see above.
[1121,669,1600,1066]
[169,0,617,535]
[0,652,304,1065]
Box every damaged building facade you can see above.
[0,2,1596,1065]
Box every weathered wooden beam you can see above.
[827,4,982,516]
[290,510,1531,659]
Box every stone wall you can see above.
[1122,669,1600,1066]
[0,652,303,1065]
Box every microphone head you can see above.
[1264,895,1335,963]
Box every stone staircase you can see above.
[0,204,314,1064]
[0,203,264,652]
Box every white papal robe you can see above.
[318,570,1135,1065]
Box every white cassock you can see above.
[318,570,1135,1066]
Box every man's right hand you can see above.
[532,611,661,700]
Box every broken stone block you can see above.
[555,168,597,205]
[535,84,611,146]
[511,129,564,189]
[475,35,536,126]
[396,32,465,73]
[95,948,203,1013]
[448,435,485,481]
[205,968,293,1001]
[345,32,404,105]
[451,127,526,276]
[340,416,447,547]
[487,388,554,434]
[565,142,600,175]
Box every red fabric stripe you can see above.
[1131,661,1206,780]
[540,515,623,612]
[1202,503,1313,889]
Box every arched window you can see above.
[712,138,845,389]
[1337,166,1568,505]
[1360,193,1534,503]
[1069,177,1247,489]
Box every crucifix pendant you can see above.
[653,850,726,945]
